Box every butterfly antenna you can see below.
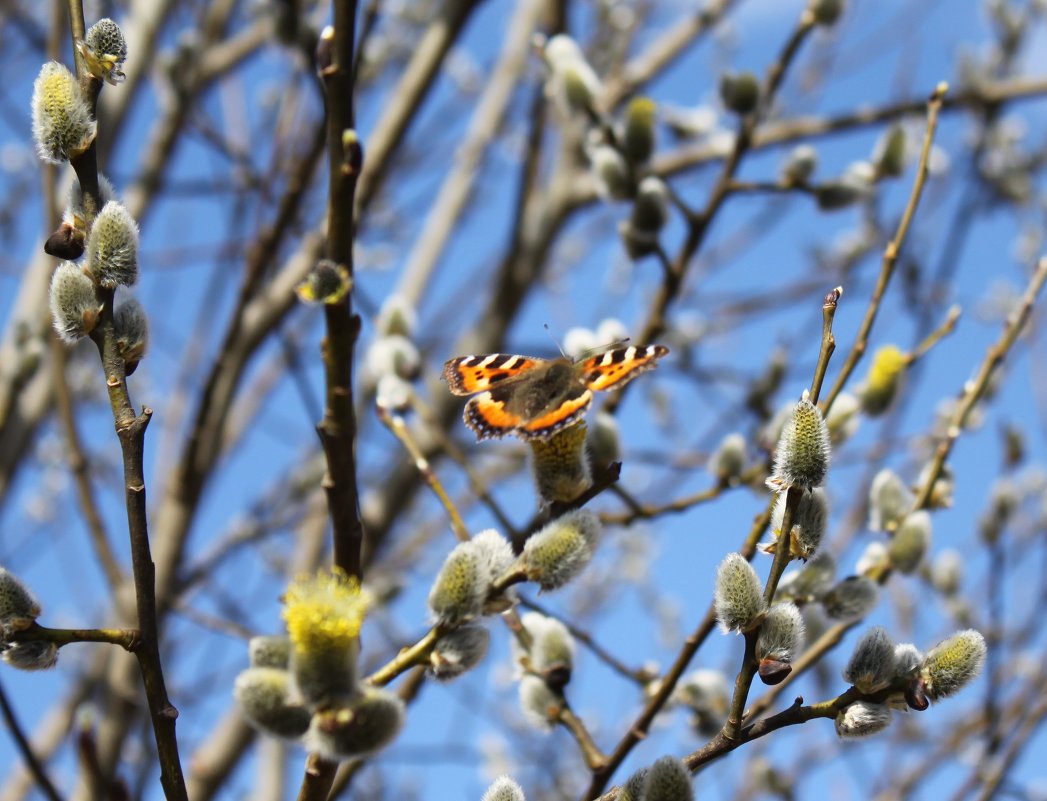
[543,323,568,359]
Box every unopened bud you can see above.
[305,688,405,758]
[430,624,489,681]
[2,640,59,671]
[888,511,932,573]
[868,468,912,532]
[643,756,693,801]
[50,262,102,343]
[811,0,845,26]
[621,97,656,165]
[234,667,311,738]
[86,201,139,288]
[522,509,600,591]
[822,575,877,621]
[835,701,891,738]
[767,390,831,491]
[844,626,895,693]
[859,345,908,415]
[919,629,986,701]
[715,553,766,633]
[31,62,96,164]
[719,71,760,114]
[482,776,526,801]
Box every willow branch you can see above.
[316,0,365,579]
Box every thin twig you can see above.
[65,2,188,795]
[11,622,140,651]
[316,0,366,579]
[376,404,471,542]
[822,82,949,413]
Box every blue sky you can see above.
[2,0,1047,799]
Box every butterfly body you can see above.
[443,345,669,441]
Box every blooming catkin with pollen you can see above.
[86,201,139,288]
[767,390,830,491]
[31,62,95,164]
[521,509,600,591]
[282,569,371,709]
[714,553,766,633]
[81,18,128,85]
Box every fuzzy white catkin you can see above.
[868,468,912,532]
[835,701,891,738]
[888,511,932,573]
[519,675,559,729]
[821,576,878,621]
[49,262,101,343]
[643,756,694,801]
[31,62,95,164]
[522,510,600,591]
[756,602,805,663]
[430,625,489,681]
[844,626,896,693]
[234,667,311,739]
[86,201,139,288]
[0,566,41,637]
[920,629,987,701]
[519,612,575,677]
[471,529,515,585]
[2,640,59,671]
[767,391,831,490]
[714,553,766,633]
[482,776,526,801]
[304,689,404,759]
[427,542,485,626]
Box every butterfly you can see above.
[443,344,669,441]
